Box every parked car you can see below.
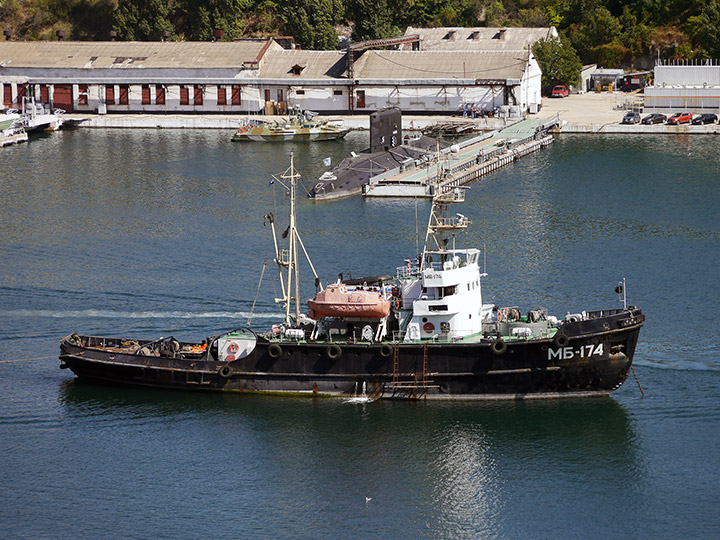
[551,85,570,98]
[621,111,641,124]
[692,113,718,125]
[641,113,667,125]
[667,112,692,125]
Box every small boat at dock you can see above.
[231,107,349,142]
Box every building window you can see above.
[333,90,343,96]
[78,84,88,105]
[295,90,305,95]
[217,86,227,105]
[194,85,203,106]
[141,85,151,105]
[156,86,166,105]
[277,89,284,103]
[119,85,129,105]
[232,85,241,105]
[105,85,115,105]
[179,86,189,105]
[290,64,306,76]
[356,90,365,108]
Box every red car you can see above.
[667,112,692,125]
[551,85,570,98]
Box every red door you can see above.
[17,84,27,105]
[53,85,74,112]
[194,85,203,105]
[142,85,151,105]
[3,85,12,107]
[119,85,129,105]
[40,85,50,104]
[356,90,366,108]
[105,85,115,105]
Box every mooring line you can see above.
[630,366,645,397]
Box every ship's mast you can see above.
[420,187,470,270]
[270,153,322,327]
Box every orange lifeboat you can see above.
[307,283,390,320]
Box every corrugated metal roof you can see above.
[0,40,278,69]
[353,50,529,80]
[259,50,348,79]
[401,26,556,51]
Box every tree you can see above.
[185,0,256,41]
[584,7,622,48]
[348,0,398,42]
[691,0,720,58]
[113,0,176,40]
[279,0,341,49]
[532,35,582,95]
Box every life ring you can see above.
[326,344,342,360]
[228,342,239,354]
[491,338,507,355]
[219,365,232,378]
[268,343,283,359]
[553,333,570,348]
[393,297,401,310]
[380,343,393,358]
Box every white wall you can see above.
[655,65,720,86]
[645,86,720,112]
[520,55,542,111]
[285,86,348,112]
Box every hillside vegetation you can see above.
[1,0,719,69]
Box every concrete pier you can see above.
[363,117,557,197]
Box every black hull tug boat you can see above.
[60,156,644,400]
